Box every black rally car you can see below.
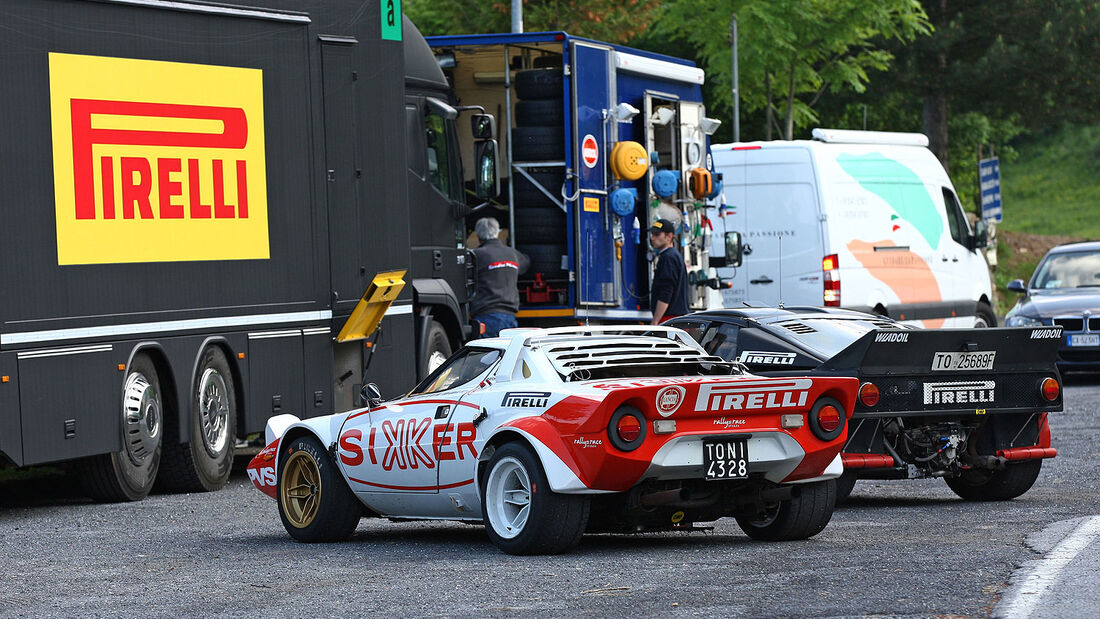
[667,307,1064,502]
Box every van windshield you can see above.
[757,317,904,358]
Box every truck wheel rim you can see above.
[198,368,230,458]
[281,451,321,528]
[122,372,161,466]
[486,457,531,539]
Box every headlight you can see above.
[1006,315,1042,327]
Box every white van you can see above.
[707,128,994,328]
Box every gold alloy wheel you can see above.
[280,450,323,528]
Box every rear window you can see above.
[758,318,900,357]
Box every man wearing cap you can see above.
[470,217,530,338]
[648,218,690,325]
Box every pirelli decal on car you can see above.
[737,351,796,365]
[501,391,551,408]
[923,380,995,405]
[49,52,269,265]
[695,379,812,412]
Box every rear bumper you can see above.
[641,431,839,484]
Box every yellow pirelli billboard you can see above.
[49,53,269,265]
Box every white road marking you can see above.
[997,515,1100,618]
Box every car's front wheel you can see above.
[278,435,362,542]
[735,479,836,541]
[944,459,1042,501]
[480,442,589,555]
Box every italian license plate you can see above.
[931,351,996,371]
[1069,334,1099,347]
[703,438,749,480]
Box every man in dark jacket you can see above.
[470,217,529,337]
[648,218,690,325]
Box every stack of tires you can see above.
[511,67,567,282]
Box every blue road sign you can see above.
[979,157,1002,222]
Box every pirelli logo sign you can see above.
[49,53,269,264]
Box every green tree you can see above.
[651,0,929,140]
[406,0,661,43]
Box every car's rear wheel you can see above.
[481,442,589,555]
[736,479,836,541]
[944,459,1042,501]
[278,435,361,542]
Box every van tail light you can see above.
[859,382,880,407]
[808,398,845,441]
[1040,377,1060,402]
[608,406,647,451]
[823,254,840,307]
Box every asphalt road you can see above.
[2,376,1098,618]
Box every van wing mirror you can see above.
[969,219,990,250]
[715,231,743,268]
[474,139,500,200]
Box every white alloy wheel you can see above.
[485,456,532,539]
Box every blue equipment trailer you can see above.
[425,32,727,324]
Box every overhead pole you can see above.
[730,15,740,142]
[512,0,523,33]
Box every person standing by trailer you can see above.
[470,217,529,337]
[649,219,690,325]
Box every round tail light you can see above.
[1040,377,1060,402]
[859,382,880,407]
[607,406,647,451]
[808,397,846,441]
[816,405,841,433]
[616,415,642,442]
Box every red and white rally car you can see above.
[249,326,858,554]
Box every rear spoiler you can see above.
[818,326,1063,376]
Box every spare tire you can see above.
[516,99,563,127]
[512,126,564,161]
[513,169,565,209]
[514,206,566,244]
[517,243,567,279]
[515,68,563,100]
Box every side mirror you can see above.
[708,231,743,268]
[361,383,383,408]
[969,219,990,250]
[471,114,495,139]
[1007,279,1027,294]
[474,139,500,200]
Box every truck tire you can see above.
[944,459,1042,501]
[512,127,564,161]
[515,68,563,100]
[516,99,563,127]
[78,353,163,502]
[735,480,836,541]
[517,243,567,278]
[157,346,236,493]
[278,434,362,542]
[513,206,566,244]
[513,169,564,209]
[481,442,589,555]
[974,303,997,328]
[422,319,452,377]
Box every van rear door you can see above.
[713,145,823,307]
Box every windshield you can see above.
[1032,251,1100,289]
[410,347,502,395]
[758,318,899,358]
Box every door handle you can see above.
[750,276,774,285]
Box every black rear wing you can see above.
[820,327,1063,376]
[819,326,1064,416]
